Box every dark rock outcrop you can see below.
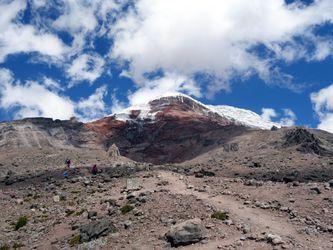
[79,219,116,242]
[283,127,332,156]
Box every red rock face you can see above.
[86,96,248,164]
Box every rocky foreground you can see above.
[0,162,332,250]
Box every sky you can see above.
[0,0,333,132]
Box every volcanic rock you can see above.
[283,127,332,156]
[80,219,116,242]
[165,218,205,246]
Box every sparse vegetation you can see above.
[211,211,229,221]
[68,235,81,247]
[120,204,134,214]
[15,216,28,230]
[75,209,85,216]
[65,210,75,217]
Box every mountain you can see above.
[87,93,276,163]
[1,93,332,167]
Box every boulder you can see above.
[328,180,333,188]
[80,219,117,242]
[266,233,284,245]
[165,218,204,246]
[53,195,60,202]
[87,211,97,220]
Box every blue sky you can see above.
[0,0,333,132]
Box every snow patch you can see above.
[207,105,280,130]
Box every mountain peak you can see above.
[113,92,279,130]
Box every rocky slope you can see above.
[0,117,98,150]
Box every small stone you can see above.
[108,207,117,216]
[242,224,251,234]
[16,198,24,205]
[53,195,60,202]
[224,219,233,226]
[124,220,133,229]
[328,180,333,188]
[88,211,97,219]
[310,186,321,194]
[280,207,289,212]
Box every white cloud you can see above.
[42,77,64,92]
[128,73,201,106]
[32,0,47,8]
[0,1,67,62]
[53,1,98,34]
[67,53,105,84]
[0,68,113,121]
[111,0,333,97]
[51,0,125,55]
[261,108,278,122]
[310,84,333,133]
[111,92,126,114]
[0,69,75,120]
[52,0,123,34]
[261,107,297,126]
[76,85,108,121]
[280,108,297,126]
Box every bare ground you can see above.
[1,165,332,250]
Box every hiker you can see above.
[63,170,69,179]
[91,164,98,175]
[65,158,71,168]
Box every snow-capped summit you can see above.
[112,92,279,130]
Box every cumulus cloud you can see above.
[53,1,98,34]
[67,53,105,84]
[310,84,333,132]
[110,92,126,114]
[261,108,278,122]
[0,69,75,120]
[279,109,297,126]
[261,108,297,126]
[111,0,333,98]
[76,85,108,121]
[0,68,110,121]
[52,0,123,34]
[128,73,201,106]
[0,1,67,63]
[50,0,125,55]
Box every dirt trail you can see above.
[158,171,331,249]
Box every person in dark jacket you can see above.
[92,164,98,175]
[65,159,71,168]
